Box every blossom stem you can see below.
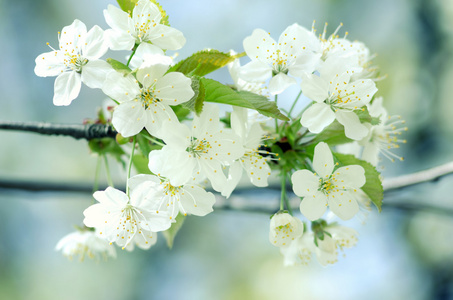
[126,136,137,196]
[288,90,303,118]
[93,155,102,192]
[280,171,291,214]
[274,95,279,135]
[126,47,137,67]
[141,133,165,147]
[103,154,114,188]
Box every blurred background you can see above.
[1,0,453,299]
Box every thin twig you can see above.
[0,121,117,140]
[382,162,453,191]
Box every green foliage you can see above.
[116,0,137,13]
[106,58,132,76]
[311,120,353,146]
[355,106,380,125]
[202,78,289,121]
[168,50,243,77]
[132,153,152,175]
[333,153,383,212]
[88,138,126,167]
[181,77,205,116]
[162,214,186,249]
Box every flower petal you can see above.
[289,52,321,77]
[328,191,359,220]
[335,165,366,189]
[53,71,82,106]
[221,161,243,198]
[301,103,335,133]
[242,155,271,187]
[313,142,334,178]
[362,142,380,166]
[112,100,148,137]
[291,169,319,197]
[105,28,135,51]
[243,29,276,63]
[148,24,186,50]
[148,148,195,186]
[81,60,113,89]
[300,73,329,103]
[199,159,227,193]
[102,72,140,103]
[268,73,296,95]
[104,4,130,32]
[239,60,272,82]
[299,191,328,221]
[136,55,171,86]
[180,185,215,216]
[34,51,65,77]
[129,43,165,69]
[82,25,108,60]
[154,72,194,105]
[335,110,369,140]
[143,103,179,137]
[59,19,87,50]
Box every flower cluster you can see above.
[35,1,405,266]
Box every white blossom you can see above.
[280,224,358,266]
[128,174,216,220]
[102,54,194,137]
[291,142,366,221]
[269,213,304,247]
[240,23,321,95]
[228,58,267,96]
[360,97,407,165]
[221,107,271,198]
[148,104,244,192]
[34,19,111,106]
[55,230,116,261]
[104,0,185,51]
[300,59,378,140]
[83,186,171,250]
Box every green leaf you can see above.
[116,0,137,12]
[132,153,152,175]
[333,153,384,212]
[202,78,289,121]
[172,105,191,121]
[311,120,354,146]
[168,50,242,77]
[181,77,205,115]
[355,106,372,123]
[106,58,132,76]
[162,214,186,249]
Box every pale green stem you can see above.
[92,155,102,204]
[280,172,287,211]
[126,136,137,196]
[141,133,165,147]
[103,154,114,188]
[126,47,137,67]
[288,90,303,118]
[274,95,279,135]
[93,155,102,192]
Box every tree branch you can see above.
[382,162,453,191]
[0,121,117,140]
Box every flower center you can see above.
[133,17,157,43]
[140,88,161,110]
[187,137,212,157]
[271,49,289,75]
[63,53,88,73]
[319,175,338,195]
